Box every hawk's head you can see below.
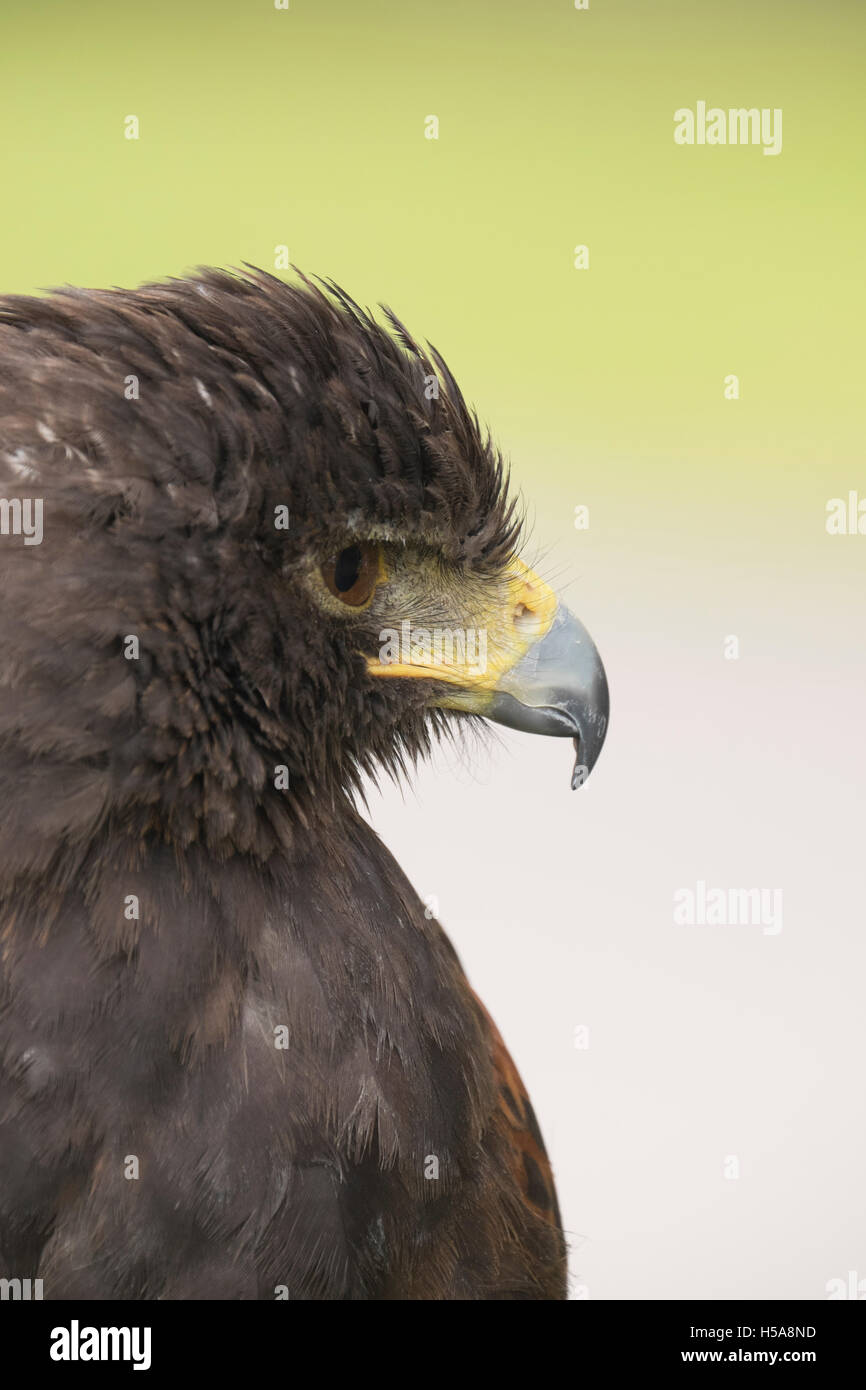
[0,268,608,871]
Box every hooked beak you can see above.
[366,560,609,786]
[483,603,609,784]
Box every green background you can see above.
[2,0,863,505]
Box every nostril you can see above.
[513,601,539,636]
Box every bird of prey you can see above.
[0,269,608,1300]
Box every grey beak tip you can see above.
[483,603,609,787]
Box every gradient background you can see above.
[2,0,864,1299]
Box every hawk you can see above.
[0,269,608,1299]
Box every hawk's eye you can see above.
[321,542,382,607]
